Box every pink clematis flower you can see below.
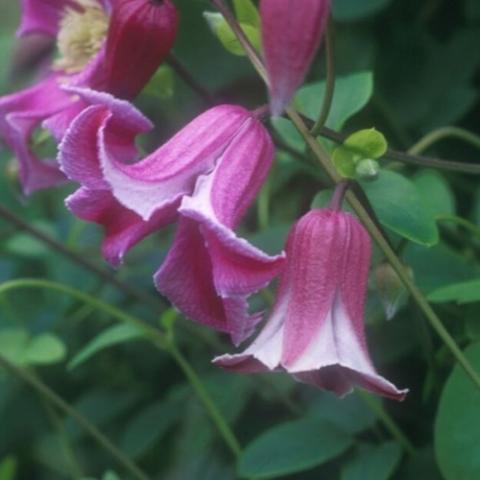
[214,209,408,400]
[0,0,177,194]
[260,0,330,116]
[58,89,285,344]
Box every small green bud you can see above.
[355,158,380,181]
[375,262,413,320]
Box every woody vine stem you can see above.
[211,0,480,391]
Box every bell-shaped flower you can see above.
[214,209,408,400]
[58,89,285,343]
[1,0,177,194]
[260,0,330,116]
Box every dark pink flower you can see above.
[260,0,330,116]
[104,0,178,99]
[1,0,177,194]
[215,209,408,400]
[58,89,285,343]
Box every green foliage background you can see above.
[1,0,480,479]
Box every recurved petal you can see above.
[179,116,284,296]
[99,104,251,221]
[155,218,264,345]
[67,187,178,266]
[186,117,275,228]
[287,296,408,400]
[0,74,72,193]
[260,0,330,115]
[213,288,290,370]
[58,87,152,189]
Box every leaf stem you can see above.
[0,354,150,480]
[311,20,335,136]
[357,391,416,455]
[211,0,480,392]
[408,126,480,155]
[437,214,480,240]
[167,344,242,458]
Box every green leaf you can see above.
[120,397,182,458]
[233,0,260,27]
[307,392,376,435]
[397,448,442,480]
[435,344,480,480]
[6,221,56,258]
[25,333,66,365]
[204,12,261,56]
[344,129,388,159]
[332,147,359,178]
[428,279,480,304]
[270,117,305,152]
[465,306,480,342]
[404,242,479,294]
[361,170,439,246]
[296,71,373,130]
[0,328,29,365]
[342,442,402,480]
[413,170,456,218]
[237,419,353,478]
[0,455,17,480]
[68,323,144,370]
[333,0,394,21]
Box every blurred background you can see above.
[1,0,480,479]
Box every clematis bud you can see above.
[260,0,330,116]
[104,0,178,99]
[215,209,408,400]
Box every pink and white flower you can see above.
[0,0,177,194]
[59,89,285,344]
[215,209,408,400]
[260,0,330,116]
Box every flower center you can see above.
[55,0,108,73]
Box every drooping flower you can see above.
[260,0,330,116]
[214,209,408,400]
[0,0,178,194]
[58,89,285,344]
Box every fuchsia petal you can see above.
[0,74,72,193]
[157,119,284,345]
[281,210,341,365]
[215,209,408,401]
[155,218,264,345]
[98,104,251,221]
[180,118,285,296]
[67,187,177,266]
[58,88,165,265]
[104,0,178,99]
[260,0,330,115]
[59,87,153,189]
[17,0,79,37]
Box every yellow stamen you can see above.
[55,0,109,73]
